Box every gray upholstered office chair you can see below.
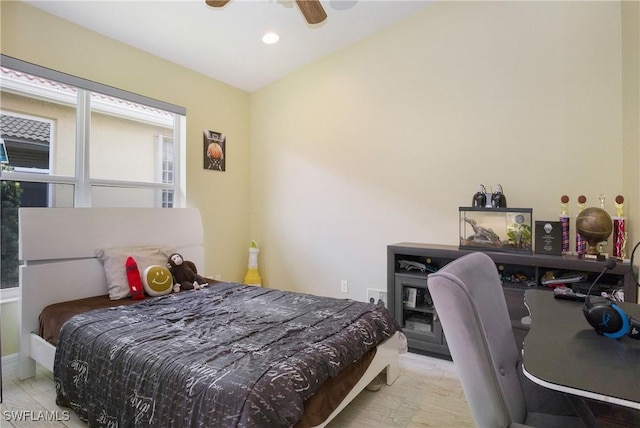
[427,252,588,428]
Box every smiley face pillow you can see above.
[142,265,174,296]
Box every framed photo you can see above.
[403,287,417,308]
[203,130,226,171]
[535,221,562,256]
[366,288,388,308]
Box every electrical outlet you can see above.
[340,280,348,293]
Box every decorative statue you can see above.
[575,207,613,257]
[491,184,507,208]
[463,217,501,245]
[613,195,627,259]
[615,195,625,218]
[560,195,569,216]
[244,240,262,286]
[560,195,570,254]
[575,195,587,255]
[472,185,487,208]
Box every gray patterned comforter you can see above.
[54,282,399,427]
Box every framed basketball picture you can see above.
[203,130,225,171]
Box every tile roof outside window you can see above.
[1,114,51,142]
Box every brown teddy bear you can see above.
[167,253,208,292]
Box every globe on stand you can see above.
[575,207,613,257]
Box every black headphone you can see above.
[582,256,640,340]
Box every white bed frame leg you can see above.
[385,358,399,385]
[18,295,37,380]
[381,332,400,385]
[18,353,36,380]
[18,333,56,380]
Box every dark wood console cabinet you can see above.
[387,242,637,358]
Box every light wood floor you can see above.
[0,352,474,428]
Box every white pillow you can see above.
[96,245,176,300]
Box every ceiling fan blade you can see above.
[205,0,231,7]
[295,0,327,25]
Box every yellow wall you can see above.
[251,1,637,298]
[0,300,18,356]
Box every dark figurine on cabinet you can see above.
[472,185,487,207]
[491,184,507,208]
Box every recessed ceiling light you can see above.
[262,32,280,45]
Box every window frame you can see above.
[0,55,186,208]
[0,55,187,296]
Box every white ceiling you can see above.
[23,0,435,92]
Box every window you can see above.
[159,136,175,208]
[0,113,53,172]
[0,55,186,290]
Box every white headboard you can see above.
[20,207,204,263]
[18,207,204,378]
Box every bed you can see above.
[18,207,402,427]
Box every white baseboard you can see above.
[0,287,20,304]
[2,353,18,376]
